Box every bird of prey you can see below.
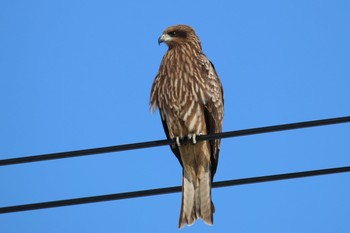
[150,25,224,228]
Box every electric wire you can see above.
[1,116,350,166]
[1,166,349,214]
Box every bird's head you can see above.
[158,25,201,49]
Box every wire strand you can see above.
[1,166,349,214]
[1,116,350,166]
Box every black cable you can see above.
[1,116,350,166]
[1,166,349,214]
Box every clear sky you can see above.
[1,1,350,232]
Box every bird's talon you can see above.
[187,134,199,144]
[175,137,181,147]
[192,134,197,144]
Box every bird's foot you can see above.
[187,133,201,144]
[174,134,201,146]
[175,136,181,147]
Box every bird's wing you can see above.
[160,111,183,167]
[202,59,224,177]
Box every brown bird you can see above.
[150,25,224,228]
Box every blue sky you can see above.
[1,0,350,232]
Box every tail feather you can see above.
[179,176,196,227]
[178,170,214,228]
[199,171,213,225]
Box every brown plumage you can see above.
[150,25,224,228]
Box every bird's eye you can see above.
[168,30,187,38]
[169,31,177,36]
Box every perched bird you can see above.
[150,25,224,228]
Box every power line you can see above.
[0,166,349,214]
[1,116,350,167]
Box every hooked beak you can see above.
[158,34,171,45]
